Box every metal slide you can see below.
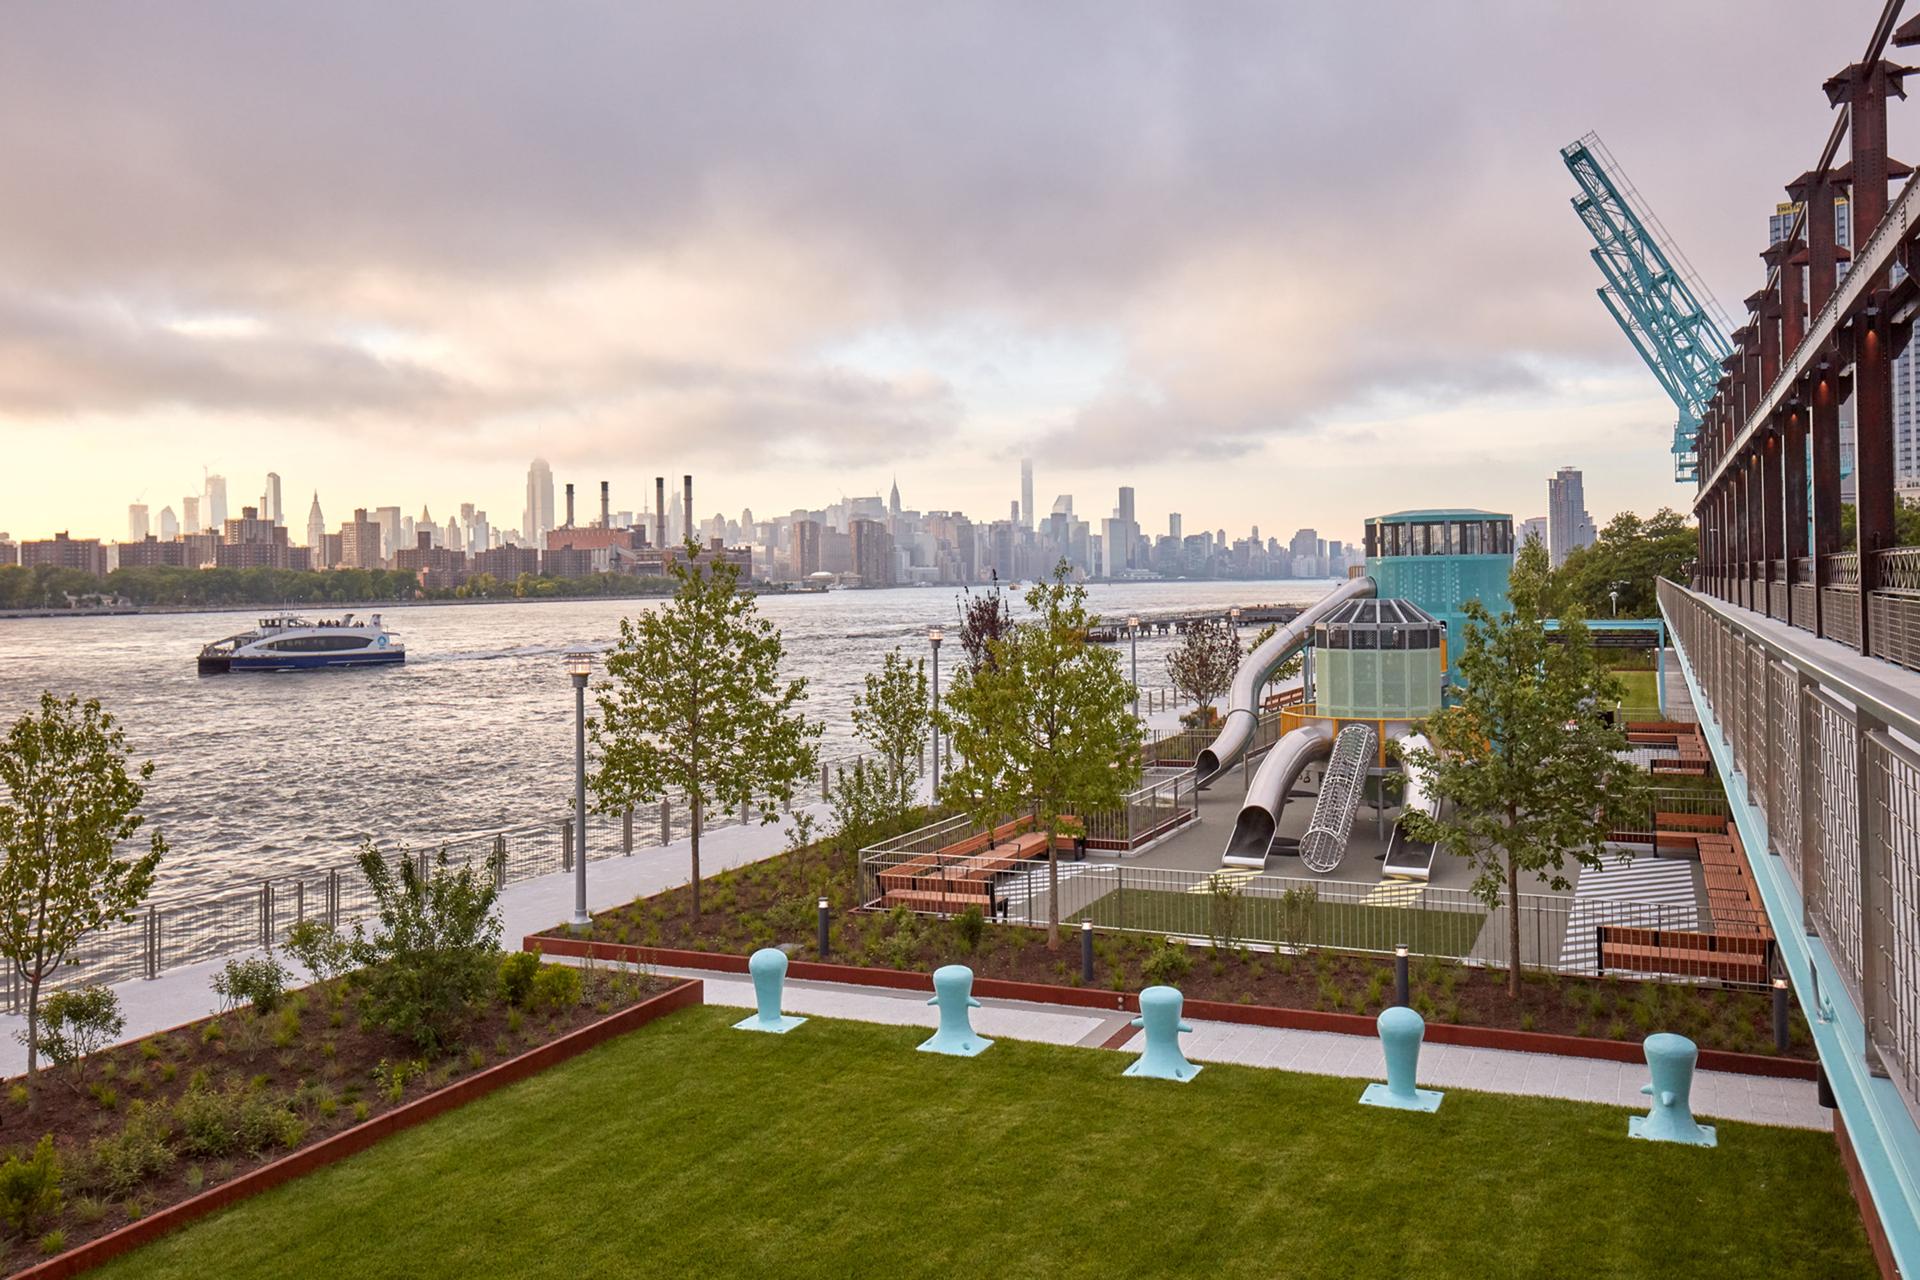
[1194,574,1376,789]
[1380,731,1441,881]
[1221,720,1334,868]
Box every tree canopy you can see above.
[589,547,819,918]
[1404,538,1646,998]
[852,649,930,810]
[937,561,1142,947]
[1546,508,1693,618]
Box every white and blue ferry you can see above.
[197,614,405,674]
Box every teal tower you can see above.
[1363,509,1514,686]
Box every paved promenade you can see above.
[678,966,1827,1131]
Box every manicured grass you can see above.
[1072,885,1487,958]
[100,1006,1871,1280]
[1614,669,1662,718]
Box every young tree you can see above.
[1165,617,1239,725]
[590,546,820,918]
[955,584,1013,673]
[0,693,164,1100]
[348,843,501,1053]
[1403,539,1647,998]
[938,561,1143,948]
[851,649,930,809]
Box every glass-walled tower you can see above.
[1363,509,1514,685]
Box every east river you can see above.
[0,579,1337,900]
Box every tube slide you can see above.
[1194,575,1375,789]
[1221,720,1334,867]
[1381,731,1441,881]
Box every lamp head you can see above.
[565,650,594,679]
[928,625,944,645]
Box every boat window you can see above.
[263,635,374,652]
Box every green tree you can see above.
[1165,617,1239,727]
[955,585,1013,673]
[852,649,930,809]
[1403,539,1646,998]
[590,545,820,918]
[938,561,1143,948]
[0,693,164,1099]
[1550,508,1694,618]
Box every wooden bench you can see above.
[881,884,996,913]
[944,831,1052,882]
[1657,810,1725,832]
[1597,925,1773,984]
[877,816,1036,891]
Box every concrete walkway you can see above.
[677,966,1827,1131]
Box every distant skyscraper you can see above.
[1020,459,1034,530]
[306,493,325,552]
[1518,515,1548,549]
[203,474,228,530]
[158,505,179,541]
[1169,513,1182,542]
[523,459,555,547]
[888,478,901,520]
[1547,467,1595,568]
[182,495,201,535]
[264,472,283,525]
[127,503,149,543]
[374,506,402,561]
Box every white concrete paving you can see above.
[667,966,1828,1131]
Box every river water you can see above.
[0,579,1336,899]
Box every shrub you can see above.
[37,1228,65,1257]
[173,1082,305,1157]
[211,955,291,1015]
[498,951,541,1008]
[1141,939,1193,985]
[0,1136,62,1240]
[83,1114,173,1196]
[530,964,582,1014]
[284,917,354,986]
[28,985,126,1079]
[954,905,986,954]
[348,843,502,1053]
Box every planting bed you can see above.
[540,839,1813,1060]
[3,960,668,1273]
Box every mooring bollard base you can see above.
[1359,1081,1444,1112]
[1123,1057,1202,1083]
[1629,1114,1716,1147]
[733,1012,808,1035]
[918,1031,993,1057]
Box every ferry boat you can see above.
[196,614,405,674]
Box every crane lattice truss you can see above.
[1562,132,1734,483]
[1299,724,1376,875]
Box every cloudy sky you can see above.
[0,2,1896,545]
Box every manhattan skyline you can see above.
[0,4,1895,541]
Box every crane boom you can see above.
[1561,132,1733,483]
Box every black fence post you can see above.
[1081,920,1095,985]
[818,897,831,960]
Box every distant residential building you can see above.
[1547,467,1595,568]
[470,544,540,580]
[851,518,894,586]
[217,506,305,570]
[394,531,468,588]
[1518,515,1548,549]
[116,535,190,569]
[20,532,107,576]
[791,519,822,578]
[0,534,15,567]
[340,509,384,570]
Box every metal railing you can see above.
[20,743,881,1009]
[1660,577,1920,1120]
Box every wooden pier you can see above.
[1086,603,1302,643]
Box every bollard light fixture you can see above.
[566,650,594,679]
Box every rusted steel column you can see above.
[1810,359,1844,638]
[1854,307,1896,654]
[1747,453,1767,610]
[1783,402,1810,625]
[1761,430,1784,617]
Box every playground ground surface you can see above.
[99,1004,1873,1280]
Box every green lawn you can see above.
[101,1006,1872,1280]
[1614,669,1662,718]
[1072,886,1488,957]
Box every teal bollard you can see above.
[1630,1032,1716,1146]
[919,965,993,1056]
[733,947,806,1034]
[1124,985,1201,1082]
[1360,1005,1443,1112]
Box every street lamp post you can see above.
[1229,606,1242,641]
[1127,615,1140,719]
[1609,589,1619,618]
[928,626,944,792]
[566,650,593,933]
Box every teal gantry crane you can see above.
[1562,132,1734,483]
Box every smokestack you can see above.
[655,477,666,550]
[600,481,610,530]
[683,475,694,547]
[564,483,575,529]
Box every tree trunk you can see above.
[689,794,703,920]
[24,976,40,1108]
[1505,852,1522,1000]
[1045,822,1061,950]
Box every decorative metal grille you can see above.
[1825,587,1863,649]
[1811,694,1864,1004]
[1877,739,1920,1109]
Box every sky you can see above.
[0,2,1899,545]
